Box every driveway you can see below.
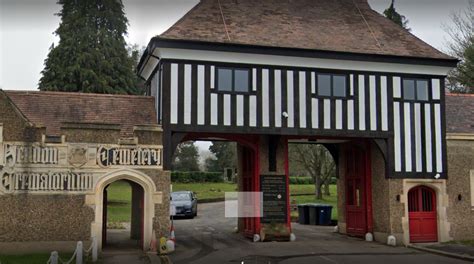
[169,202,469,264]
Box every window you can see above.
[217,67,250,92]
[316,74,347,97]
[403,79,429,101]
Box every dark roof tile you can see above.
[446,93,474,134]
[3,91,157,137]
[160,0,454,60]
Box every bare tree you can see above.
[289,144,336,199]
[444,0,474,93]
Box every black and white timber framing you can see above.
[148,59,446,179]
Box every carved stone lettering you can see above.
[0,171,93,193]
[97,146,162,167]
[4,144,59,166]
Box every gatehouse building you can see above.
[0,0,473,255]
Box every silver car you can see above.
[171,191,198,218]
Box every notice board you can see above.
[260,174,288,224]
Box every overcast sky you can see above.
[0,0,469,91]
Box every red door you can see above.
[345,146,368,237]
[409,186,438,242]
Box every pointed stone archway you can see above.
[86,169,163,251]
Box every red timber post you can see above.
[284,137,292,232]
[365,141,373,233]
[254,137,261,235]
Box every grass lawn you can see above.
[173,183,338,220]
[106,180,131,223]
[172,183,238,200]
[105,182,338,223]
[445,240,474,247]
[0,253,74,264]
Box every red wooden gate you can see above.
[345,145,371,237]
[408,186,438,243]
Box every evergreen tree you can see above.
[173,142,201,172]
[39,0,141,94]
[383,0,410,31]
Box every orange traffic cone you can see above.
[170,224,176,242]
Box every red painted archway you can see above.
[408,186,438,243]
[180,133,263,237]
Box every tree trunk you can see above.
[324,181,330,196]
[314,177,323,200]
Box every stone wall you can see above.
[0,194,94,242]
[446,139,474,241]
[388,179,404,243]
[370,142,391,241]
[140,169,171,237]
[62,128,122,144]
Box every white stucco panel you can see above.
[154,48,453,76]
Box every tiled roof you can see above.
[446,93,474,134]
[160,0,454,60]
[3,90,158,136]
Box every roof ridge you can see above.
[2,90,153,99]
[0,90,34,126]
[363,5,454,60]
[156,0,456,61]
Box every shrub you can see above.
[289,176,314,184]
[171,171,224,183]
[289,176,338,185]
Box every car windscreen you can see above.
[171,193,191,201]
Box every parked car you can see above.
[171,191,198,218]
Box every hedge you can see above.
[289,176,338,185]
[171,171,224,183]
[289,176,313,184]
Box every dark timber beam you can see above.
[163,131,187,170]
[268,135,280,172]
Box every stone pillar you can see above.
[258,135,291,240]
[370,141,391,242]
[337,144,347,234]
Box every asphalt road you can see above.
[168,202,469,264]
